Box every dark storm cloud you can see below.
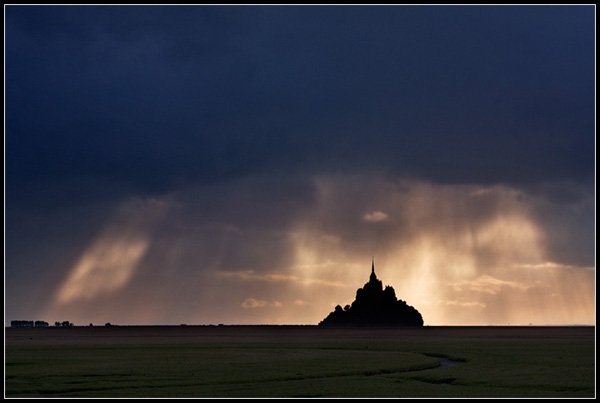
[6,5,595,212]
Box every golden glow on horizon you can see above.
[386,211,544,323]
[281,176,595,326]
[41,176,594,326]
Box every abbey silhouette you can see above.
[319,258,424,327]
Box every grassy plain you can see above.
[4,325,595,398]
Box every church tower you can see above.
[370,256,377,282]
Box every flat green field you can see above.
[4,325,595,398]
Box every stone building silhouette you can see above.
[319,258,424,327]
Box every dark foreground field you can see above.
[4,325,595,398]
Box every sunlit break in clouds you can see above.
[55,234,148,305]
[280,175,594,326]
[363,211,389,222]
[44,198,169,319]
[5,5,594,327]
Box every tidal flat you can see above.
[4,325,595,398]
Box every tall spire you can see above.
[370,256,377,282]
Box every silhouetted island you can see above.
[319,258,424,327]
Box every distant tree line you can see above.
[10,320,49,328]
[10,320,118,328]
[10,320,74,328]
